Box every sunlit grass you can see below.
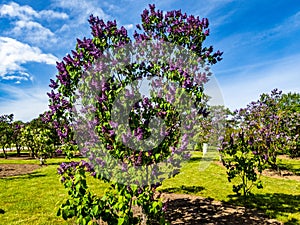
[0,152,299,224]
[159,151,300,224]
[0,164,71,224]
[277,156,300,175]
[0,157,68,165]
[0,157,108,225]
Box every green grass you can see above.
[0,158,108,225]
[0,157,63,165]
[0,153,299,224]
[0,163,70,224]
[159,155,234,201]
[277,156,300,176]
[159,152,300,224]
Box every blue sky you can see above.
[0,0,299,121]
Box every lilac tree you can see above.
[220,89,299,196]
[48,5,222,224]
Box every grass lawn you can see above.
[159,151,300,224]
[0,152,299,224]
[278,156,300,176]
[0,158,108,225]
[0,159,71,224]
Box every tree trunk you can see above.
[16,144,21,157]
[29,146,35,158]
[270,161,281,176]
[2,147,7,159]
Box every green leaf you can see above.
[257,181,263,189]
[118,217,125,225]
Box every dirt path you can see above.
[0,164,40,178]
[261,168,300,181]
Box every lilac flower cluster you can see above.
[88,15,130,48]
[135,4,223,64]
[47,13,134,143]
[57,160,95,182]
[56,149,62,154]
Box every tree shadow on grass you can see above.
[45,162,64,166]
[0,209,4,214]
[224,193,300,225]
[188,156,202,162]
[278,163,300,176]
[163,194,281,224]
[1,171,46,180]
[161,185,205,194]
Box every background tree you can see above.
[278,92,300,158]
[220,89,299,197]
[11,120,24,156]
[0,114,14,159]
[21,119,38,158]
[21,115,60,162]
[193,104,231,152]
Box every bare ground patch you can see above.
[0,164,40,178]
[162,193,282,224]
[96,193,282,224]
[261,168,300,181]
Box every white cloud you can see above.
[218,54,300,111]
[0,2,68,21]
[39,10,68,20]
[0,84,50,122]
[209,8,237,28]
[52,0,110,48]
[0,2,68,45]
[0,2,38,20]
[101,1,121,12]
[54,0,108,24]
[2,75,27,80]
[2,72,31,81]
[123,24,134,30]
[0,37,58,78]
[10,20,56,43]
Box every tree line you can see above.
[0,112,61,161]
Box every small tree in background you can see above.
[278,92,300,158]
[220,89,300,197]
[21,115,60,162]
[11,120,24,156]
[0,114,14,159]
